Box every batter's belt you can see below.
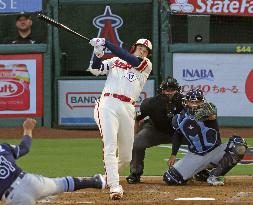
[104,93,135,105]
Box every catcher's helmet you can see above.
[158,76,181,93]
[184,89,204,102]
[130,38,152,54]
[183,89,205,115]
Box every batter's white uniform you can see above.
[89,56,152,188]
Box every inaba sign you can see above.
[183,69,215,81]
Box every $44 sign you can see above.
[236,46,252,53]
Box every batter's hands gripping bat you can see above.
[37,13,90,42]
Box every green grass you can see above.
[1,138,252,177]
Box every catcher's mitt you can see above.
[194,102,217,121]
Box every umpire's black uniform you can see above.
[127,91,183,182]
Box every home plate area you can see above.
[34,176,253,205]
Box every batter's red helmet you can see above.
[130,38,152,54]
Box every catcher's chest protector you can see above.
[178,115,219,155]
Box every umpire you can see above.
[126,76,183,184]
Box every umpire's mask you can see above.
[158,76,181,101]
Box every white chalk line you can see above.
[175,197,215,201]
[225,192,252,203]
[38,192,95,204]
[38,196,57,203]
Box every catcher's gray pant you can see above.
[173,142,228,180]
[2,173,73,205]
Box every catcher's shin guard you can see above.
[163,167,186,185]
[210,135,247,177]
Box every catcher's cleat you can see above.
[110,185,123,200]
[207,175,224,186]
[126,174,140,184]
[93,174,106,189]
[193,169,210,182]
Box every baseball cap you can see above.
[16,14,32,21]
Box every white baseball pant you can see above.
[94,96,135,188]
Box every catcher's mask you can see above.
[130,38,152,56]
[183,89,205,115]
[158,76,181,99]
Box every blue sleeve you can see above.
[172,115,180,130]
[19,135,32,158]
[10,135,32,159]
[91,55,102,69]
[105,41,142,67]
[171,131,184,156]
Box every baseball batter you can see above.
[0,119,105,205]
[163,89,247,186]
[88,38,152,199]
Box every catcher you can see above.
[163,89,247,186]
[0,119,105,205]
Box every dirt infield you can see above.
[0,176,252,205]
[0,127,253,139]
[40,176,253,205]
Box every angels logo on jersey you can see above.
[91,6,123,60]
[124,71,138,82]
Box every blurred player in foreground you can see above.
[0,119,105,205]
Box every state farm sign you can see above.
[168,0,253,16]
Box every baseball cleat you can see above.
[193,169,210,182]
[126,174,140,184]
[207,176,224,186]
[109,185,123,200]
[93,174,106,189]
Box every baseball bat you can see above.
[37,13,90,42]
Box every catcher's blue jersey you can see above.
[0,136,31,198]
[172,112,221,155]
